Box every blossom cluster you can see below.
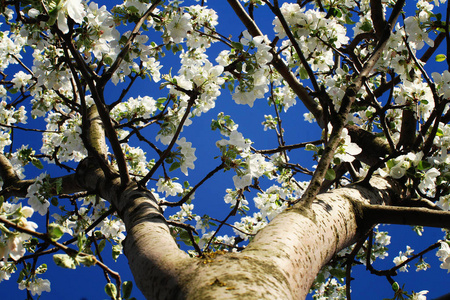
[111,96,158,123]
[169,49,225,116]
[274,3,349,73]
[0,202,36,263]
[41,111,87,163]
[26,173,52,216]
[233,212,267,241]
[393,245,415,272]
[0,201,52,296]
[0,101,27,152]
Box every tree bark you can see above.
[75,158,399,299]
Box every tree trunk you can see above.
[76,160,397,300]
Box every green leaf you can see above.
[360,20,373,32]
[328,7,342,18]
[333,157,341,165]
[31,158,43,169]
[169,161,181,172]
[103,56,113,65]
[122,281,133,299]
[54,178,63,194]
[53,254,77,269]
[105,283,118,300]
[345,14,356,25]
[47,7,59,26]
[228,82,234,92]
[435,54,447,62]
[179,230,192,245]
[17,269,26,283]
[119,35,128,44]
[231,41,243,51]
[172,44,182,54]
[325,168,336,181]
[50,197,58,206]
[386,159,396,169]
[48,223,64,241]
[299,67,309,80]
[417,160,431,171]
[127,6,139,14]
[97,239,106,255]
[329,268,346,282]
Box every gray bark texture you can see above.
[76,159,396,300]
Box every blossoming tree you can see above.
[1,0,450,299]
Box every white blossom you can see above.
[18,278,51,296]
[216,130,251,151]
[167,13,192,44]
[176,137,197,175]
[393,246,414,272]
[404,16,434,50]
[57,0,87,34]
[418,167,440,195]
[436,241,450,272]
[233,174,252,190]
[11,71,32,89]
[156,178,183,197]
[411,290,429,300]
[26,173,50,216]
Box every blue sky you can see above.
[2,0,450,299]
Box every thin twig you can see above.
[159,163,225,207]
[140,89,199,185]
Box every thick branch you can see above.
[59,30,130,187]
[75,158,189,300]
[0,153,22,186]
[370,0,386,39]
[0,153,82,199]
[238,177,398,299]
[362,204,450,228]
[87,105,108,159]
[397,108,416,150]
[346,124,392,166]
[299,0,405,207]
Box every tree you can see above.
[0,0,450,299]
